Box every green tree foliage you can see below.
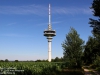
[93,55,100,67]
[15,60,19,62]
[87,0,100,66]
[89,0,100,35]
[90,0,100,55]
[0,60,4,62]
[35,59,48,62]
[5,59,9,62]
[83,36,99,64]
[52,57,64,62]
[62,27,84,68]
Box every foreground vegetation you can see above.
[0,62,84,75]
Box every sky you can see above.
[0,0,95,61]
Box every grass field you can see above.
[0,62,84,75]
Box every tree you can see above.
[89,0,100,65]
[15,60,19,62]
[0,60,4,62]
[62,27,84,68]
[52,57,64,62]
[5,59,9,62]
[89,0,100,35]
[83,36,98,64]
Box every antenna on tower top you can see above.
[49,4,51,25]
[48,4,52,30]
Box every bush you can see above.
[0,60,4,62]
[93,55,100,67]
[5,59,9,62]
[96,67,100,71]
[89,64,96,69]
[15,60,19,62]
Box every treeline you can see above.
[33,57,64,62]
[0,57,64,62]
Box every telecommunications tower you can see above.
[44,4,56,62]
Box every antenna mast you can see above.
[48,4,52,30]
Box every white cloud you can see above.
[0,33,33,37]
[52,6,92,15]
[0,4,47,15]
[0,4,92,15]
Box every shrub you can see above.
[93,55,100,67]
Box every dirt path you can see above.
[83,68,93,75]
[91,69,100,75]
[83,66,100,75]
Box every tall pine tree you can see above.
[89,0,100,35]
[85,0,100,65]
[90,0,100,55]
